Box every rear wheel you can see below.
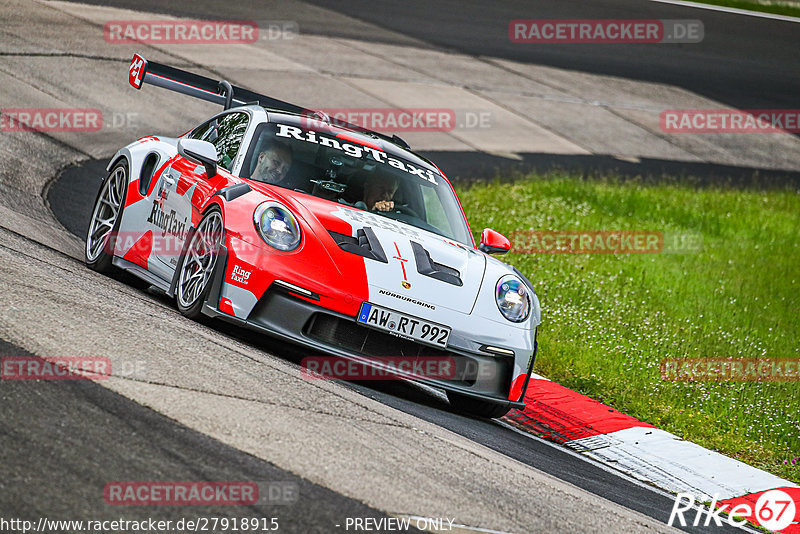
[176,207,224,319]
[446,391,510,419]
[85,161,128,273]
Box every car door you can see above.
[153,111,250,274]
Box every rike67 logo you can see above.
[669,489,797,532]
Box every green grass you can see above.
[455,173,800,484]
[686,0,800,18]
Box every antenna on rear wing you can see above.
[218,80,233,110]
[126,53,411,148]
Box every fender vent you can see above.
[138,153,160,196]
[329,227,388,263]
[410,241,462,286]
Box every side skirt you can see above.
[112,257,171,293]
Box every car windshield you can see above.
[241,121,472,245]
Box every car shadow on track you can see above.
[220,315,459,415]
[142,283,460,417]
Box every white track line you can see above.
[572,427,798,499]
[649,0,800,23]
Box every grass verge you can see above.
[455,173,799,484]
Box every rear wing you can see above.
[127,53,410,148]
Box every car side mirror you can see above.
[178,138,218,178]
[479,228,511,255]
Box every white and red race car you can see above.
[85,54,541,418]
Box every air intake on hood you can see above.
[329,227,388,263]
[410,241,462,286]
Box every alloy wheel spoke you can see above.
[87,167,126,262]
[178,213,223,308]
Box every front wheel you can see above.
[85,161,128,273]
[175,207,225,319]
[446,391,511,419]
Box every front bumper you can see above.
[203,247,533,409]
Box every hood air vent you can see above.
[410,241,462,286]
[328,227,388,263]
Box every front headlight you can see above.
[254,201,301,251]
[495,275,531,322]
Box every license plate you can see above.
[357,303,451,348]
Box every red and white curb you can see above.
[504,375,800,533]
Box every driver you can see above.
[357,174,399,212]
[252,141,293,186]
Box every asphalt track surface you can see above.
[59,0,800,182]
[308,0,800,111]
[0,338,407,533]
[65,0,800,111]
[41,160,749,534]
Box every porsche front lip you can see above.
[202,246,525,409]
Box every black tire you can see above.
[85,160,128,273]
[446,391,511,419]
[175,207,225,319]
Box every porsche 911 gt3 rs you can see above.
[85,54,541,418]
